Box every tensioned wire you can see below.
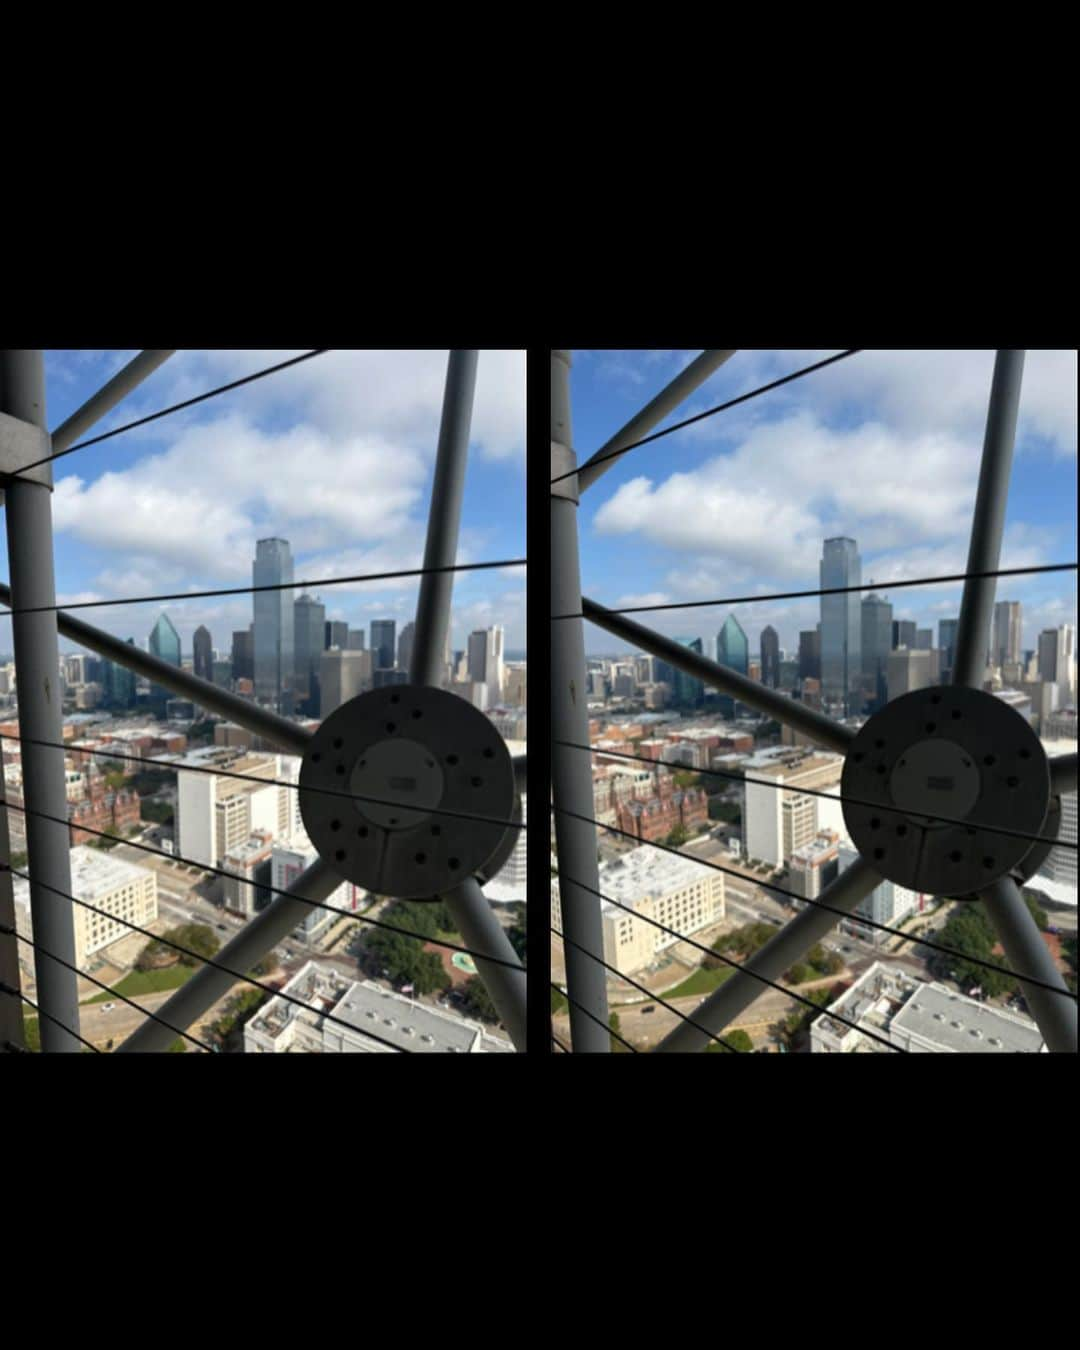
[549,350,862,487]
[3,798,526,972]
[0,979,102,1053]
[550,804,1078,1001]
[552,561,1077,621]
[0,556,526,619]
[551,922,743,1052]
[550,982,637,1051]
[14,350,331,479]
[552,866,904,1052]
[4,865,409,1054]
[0,911,211,1051]
[551,1031,571,1052]
[555,739,1074,851]
[0,732,526,835]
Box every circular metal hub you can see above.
[299,684,515,900]
[841,686,1050,898]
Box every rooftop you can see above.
[599,845,718,910]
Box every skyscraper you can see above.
[760,625,780,689]
[820,538,861,715]
[397,622,416,677]
[325,620,348,650]
[253,538,294,712]
[938,618,959,681]
[467,627,506,702]
[798,629,820,680]
[149,613,181,711]
[371,620,396,671]
[860,592,893,710]
[231,628,254,682]
[347,629,366,650]
[715,616,748,717]
[915,629,933,651]
[103,639,137,710]
[1039,625,1076,699]
[891,620,917,650]
[320,648,373,716]
[293,593,326,714]
[193,625,213,683]
[673,637,705,709]
[993,601,1023,668]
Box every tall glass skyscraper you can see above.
[760,625,780,689]
[293,593,326,714]
[673,637,705,708]
[938,618,959,681]
[104,637,137,709]
[371,620,396,671]
[820,537,861,716]
[253,538,294,712]
[149,613,181,710]
[715,615,748,717]
[193,625,213,682]
[860,592,892,710]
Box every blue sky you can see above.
[1,350,526,662]
[569,349,1077,661]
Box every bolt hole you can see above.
[426,759,435,769]
[1007,776,1019,788]
[951,709,961,720]
[386,723,397,734]
[415,853,427,864]
[471,776,483,788]
[330,820,341,832]
[876,765,886,775]
[389,817,398,825]
[984,755,996,766]
[925,723,936,734]
[332,737,343,750]
[483,747,495,759]
[412,709,422,719]
[335,850,345,862]
[852,752,864,763]
[930,694,941,704]
[311,752,321,764]
[1019,749,1031,760]
[870,818,881,830]
[447,754,459,766]
[390,694,400,704]
[874,739,885,750]
[335,764,346,776]
[358,826,369,838]
[873,848,885,861]
[983,857,995,868]
[950,851,962,862]
[966,828,976,837]
[449,857,460,870]
[431,825,442,837]
[896,824,908,837]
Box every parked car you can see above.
[102,1003,115,1013]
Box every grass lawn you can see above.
[83,964,194,1004]
[21,1014,40,1052]
[660,965,736,1000]
[551,987,568,1014]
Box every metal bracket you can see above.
[551,441,579,504]
[0,410,53,496]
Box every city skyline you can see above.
[571,349,1076,659]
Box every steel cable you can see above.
[0,979,102,1052]
[550,350,862,487]
[550,982,637,1051]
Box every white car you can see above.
[102,1003,115,1013]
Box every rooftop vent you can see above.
[970,1028,982,1038]
[989,1037,1002,1046]
[951,1020,963,1029]
[421,1034,434,1044]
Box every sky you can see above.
[568,349,1077,663]
[1,350,526,663]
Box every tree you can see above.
[460,976,499,1023]
[784,962,816,986]
[551,987,568,1014]
[707,1028,753,1053]
[609,1010,630,1052]
[248,951,279,979]
[665,824,690,849]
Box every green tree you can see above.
[551,987,568,1014]
[665,824,690,849]
[707,1028,753,1053]
[610,1010,630,1052]
[460,976,499,1023]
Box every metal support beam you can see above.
[656,854,882,1052]
[1050,752,1077,798]
[952,350,1025,689]
[409,349,478,687]
[50,350,176,455]
[0,582,311,757]
[583,596,855,756]
[441,877,527,1050]
[117,855,342,1052]
[979,874,1077,1053]
[406,350,526,1049]
[577,349,736,494]
[512,753,526,795]
[0,736,23,1049]
[551,350,610,1051]
[0,351,81,1052]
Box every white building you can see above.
[13,845,158,971]
[175,749,290,868]
[272,828,366,944]
[811,962,1046,1053]
[743,749,844,867]
[1028,738,1078,905]
[243,961,514,1053]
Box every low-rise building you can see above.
[811,962,1046,1053]
[243,961,513,1053]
